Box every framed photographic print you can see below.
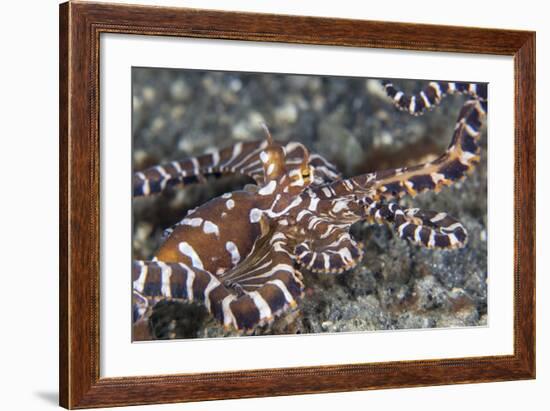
[59,1,535,408]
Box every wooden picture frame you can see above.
[59,1,535,408]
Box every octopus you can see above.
[132,79,487,337]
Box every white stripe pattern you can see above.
[203,277,220,311]
[133,261,148,293]
[159,262,172,297]
[178,242,204,269]
[249,291,272,320]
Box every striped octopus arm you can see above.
[133,139,341,197]
[133,140,269,197]
[382,80,487,116]
[343,83,487,201]
[294,228,364,274]
[366,202,468,249]
[133,230,304,331]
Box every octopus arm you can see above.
[340,83,486,202]
[367,202,468,249]
[133,140,342,197]
[294,227,364,274]
[133,230,304,331]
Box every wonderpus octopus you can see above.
[132,79,487,337]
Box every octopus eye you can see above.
[301,166,314,183]
[289,167,312,187]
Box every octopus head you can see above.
[258,124,314,197]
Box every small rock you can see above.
[170,79,191,101]
[142,86,156,103]
[275,102,298,125]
